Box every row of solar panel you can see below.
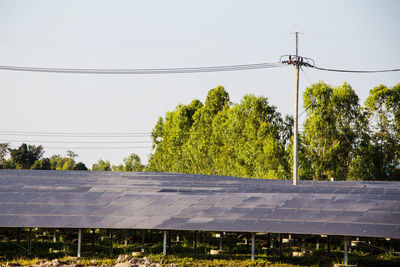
[0,215,398,238]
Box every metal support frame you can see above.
[77,229,82,258]
[251,232,256,261]
[163,230,167,256]
[279,234,282,258]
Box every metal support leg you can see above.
[77,229,82,258]
[17,228,21,244]
[28,228,32,256]
[168,231,171,249]
[369,238,373,264]
[219,232,223,251]
[110,230,113,255]
[141,230,145,253]
[327,235,331,252]
[92,229,95,250]
[270,234,274,248]
[279,234,282,258]
[251,233,256,261]
[163,230,167,256]
[124,229,128,246]
[246,233,250,253]
[194,231,198,257]
[53,229,57,243]
[344,237,348,266]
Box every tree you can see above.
[92,159,111,171]
[0,143,9,166]
[9,143,44,169]
[362,84,400,180]
[31,158,51,170]
[66,150,78,160]
[148,86,290,179]
[147,98,204,173]
[112,153,144,172]
[73,162,88,170]
[62,159,75,170]
[302,82,360,180]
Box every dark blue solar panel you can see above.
[0,169,399,238]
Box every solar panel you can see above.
[0,169,399,238]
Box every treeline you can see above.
[0,143,144,172]
[147,83,400,181]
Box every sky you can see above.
[0,0,399,168]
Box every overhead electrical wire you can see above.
[0,62,284,74]
[2,140,152,144]
[0,32,290,44]
[313,66,400,73]
[305,32,400,39]
[8,145,152,150]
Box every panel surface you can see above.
[0,169,399,238]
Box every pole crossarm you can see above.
[280,55,315,68]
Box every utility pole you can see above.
[293,32,300,185]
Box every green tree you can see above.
[210,94,288,178]
[9,143,44,169]
[183,86,230,174]
[148,98,204,172]
[66,150,78,160]
[92,159,111,171]
[73,162,88,170]
[148,86,290,179]
[0,143,9,168]
[362,84,400,180]
[31,158,51,170]
[49,155,65,170]
[303,82,360,181]
[112,153,144,172]
[62,158,75,170]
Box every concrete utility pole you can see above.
[293,32,300,185]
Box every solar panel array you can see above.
[0,169,399,238]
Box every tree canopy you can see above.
[148,83,400,181]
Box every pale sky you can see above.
[1,0,399,168]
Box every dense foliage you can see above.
[148,83,400,181]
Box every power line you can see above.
[0,32,290,44]
[0,62,284,74]
[305,32,400,39]
[9,145,152,150]
[313,66,400,73]
[0,129,279,137]
[2,140,152,144]
[280,55,400,73]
